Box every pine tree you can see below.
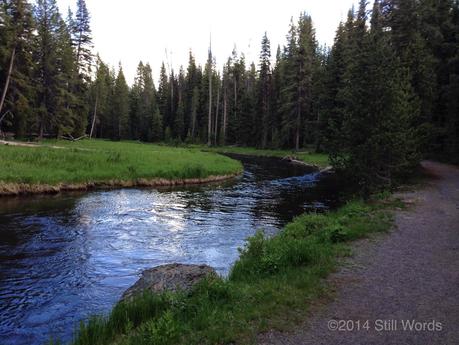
[34,0,72,137]
[110,64,129,140]
[331,0,420,195]
[206,41,213,146]
[444,1,459,162]
[89,55,112,138]
[258,32,271,148]
[129,61,144,139]
[0,0,35,137]
[242,62,257,146]
[68,0,92,137]
[420,0,459,161]
[324,10,355,156]
[185,51,199,139]
[133,62,158,141]
[54,15,78,136]
[174,67,185,140]
[72,0,92,77]
[157,62,170,134]
[384,0,436,152]
[151,104,163,142]
[279,19,298,148]
[189,86,199,141]
[270,45,284,148]
[296,13,317,149]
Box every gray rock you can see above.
[121,263,217,302]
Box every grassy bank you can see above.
[0,140,242,195]
[194,145,330,168]
[61,198,397,345]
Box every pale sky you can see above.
[55,0,357,83]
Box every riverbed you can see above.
[0,154,343,344]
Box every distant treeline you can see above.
[0,0,458,192]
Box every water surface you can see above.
[0,155,343,344]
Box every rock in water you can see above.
[121,263,217,301]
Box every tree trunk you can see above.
[0,47,16,118]
[223,87,227,145]
[262,95,268,149]
[214,84,220,145]
[296,107,301,151]
[234,78,237,125]
[90,93,98,139]
[191,109,196,139]
[207,71,212,146]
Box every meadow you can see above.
[0,140,243,194]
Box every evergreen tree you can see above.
[420,0,459,161]
[69,0,92,136]
[270,45,284,148]
[331,0,420,195]
[34,0,72,137]
[384,0,436,152]
[110,64,129,140]
[157,63,170,134]
[174,67,185,140]
[324,10,355,155]
[72,0,92,77]
[279,19,298,148]
[136,62,157,141]
[0,0,35,137]
[151,104,163,142]
[258,32,271,148]
[54,15,78,136]
[89,55,112,138]
[296,13,317,149]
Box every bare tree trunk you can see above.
[207,70,212,146]
[214,83,220,145]
[39,115,44,139]
[170,71,174,115]
[262,96,268,149]
[191,109,196,139]
[296,107,301,151]
[0,47,16,118]
[90,93,98,139]
[234,78,237,125]
[223,87,227,145]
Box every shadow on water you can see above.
[0,154,347,344]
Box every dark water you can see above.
[0,155,343,345]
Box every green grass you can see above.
[0,140,242,186]
[61,198,396,345]
[192,145,330,167]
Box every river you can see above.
[0,154,344,344]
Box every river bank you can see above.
[195,145,330,168]
[0,140,243,196]
[258,161,459,345]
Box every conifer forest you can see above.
[1,2,459,345]
[1,0,458,192]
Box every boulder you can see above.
[121,263,217,302]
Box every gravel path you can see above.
[259,161,459,345]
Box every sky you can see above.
[55,0,357,84]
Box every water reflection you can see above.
[0,155,343,344]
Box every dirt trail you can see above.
[259,161,459,345]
